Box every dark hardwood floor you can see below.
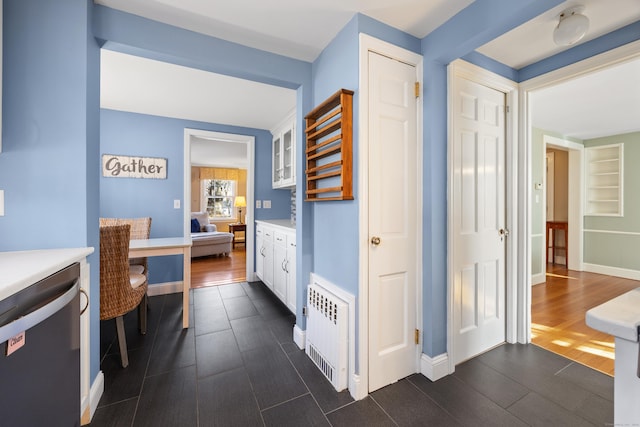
[191,246,246,288]
[532,264,640,376]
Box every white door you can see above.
[368,51,419,392]
[452,77,506,365]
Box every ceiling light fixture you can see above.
[553,6,590,46]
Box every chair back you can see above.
[99,217,152,271]
[99,224,147,321]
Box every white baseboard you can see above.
[82,371,104,424]
[293,324,306,350]
[583,263,640,281]
[420,353,449,382]
[531,273,546,286]
[147,281,183,296]
[351,374,367,400]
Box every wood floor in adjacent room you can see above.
[532,264,640,376]
[191,246,246,288]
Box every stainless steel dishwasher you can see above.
[0,262,80,427]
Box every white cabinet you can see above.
[255,221,296,313]
[586,143,623,216]
[256,223,274,290]
[272,112,296,189]
[273,231,288,302]
[285,235,296,313]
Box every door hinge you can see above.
[414,329,420,345]
[415,82,420,98]
[506,105,510,113]
[302,306,308,317]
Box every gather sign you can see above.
[102,154,167,179]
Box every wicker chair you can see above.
[99,217,152,275]
[99,224,148,368]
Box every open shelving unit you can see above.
[304,89,354,202]
[585,143,623,216]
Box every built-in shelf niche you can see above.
[585,143,623,216]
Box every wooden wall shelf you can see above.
[304,89,354,202]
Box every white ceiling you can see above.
[530,57,640,140]
[95,0,473,62]
[100,49,296,131]
[98,0,640,147]
[477,0,640,69]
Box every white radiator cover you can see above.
[305,282,349,391]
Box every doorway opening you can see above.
[183,129,255,288]
[524,42,640,376]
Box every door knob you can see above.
[499,228,510,236]
[371,236,381,245]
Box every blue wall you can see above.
[3,0,640,395]
[0,0,102,386]
[100,109,290,284]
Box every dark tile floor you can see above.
[90,281,613,426]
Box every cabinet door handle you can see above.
[282,259,287,271]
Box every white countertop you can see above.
[256,219,296,230]
[0,247,94,302]
[586,287,640,342]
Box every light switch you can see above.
[535,194,540,203]
[174,199,181,209]
[256,200,262,209]
[263,200,271,209]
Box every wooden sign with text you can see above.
[102,154,167,179]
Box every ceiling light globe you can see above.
[553,12,589,46]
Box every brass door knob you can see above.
[371,236,381,245]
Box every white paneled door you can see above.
[452,77,506,365]
[368,51,419,392]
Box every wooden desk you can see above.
[129,237,192,328]
[228,223,246,248]
[546,221,568,267]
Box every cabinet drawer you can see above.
[286,233,296,248]
[274,231,287,246]
[256,225,263,236]
[262,227,274,242]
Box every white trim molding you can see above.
[293,324,305,350]
[420,353,449,382]
[583,263,640,281]
[520,39,640,345]
[147,281,183,296]
[81,371,104,425]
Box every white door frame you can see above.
[357,34,423,400]
[183,128,256,282]
[519,40,640,343]
[447,60,519,373]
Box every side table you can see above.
[228,223,246,249]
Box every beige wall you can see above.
[191,167,247,232]
[547,148,568,222]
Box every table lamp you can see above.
[234,196,247,224]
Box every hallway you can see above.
[92,280,612,426]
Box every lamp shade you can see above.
[553,11,589,46]
[234,196,247,207]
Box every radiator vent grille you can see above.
[305,282,348,391]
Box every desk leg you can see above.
[183,247,191,328]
